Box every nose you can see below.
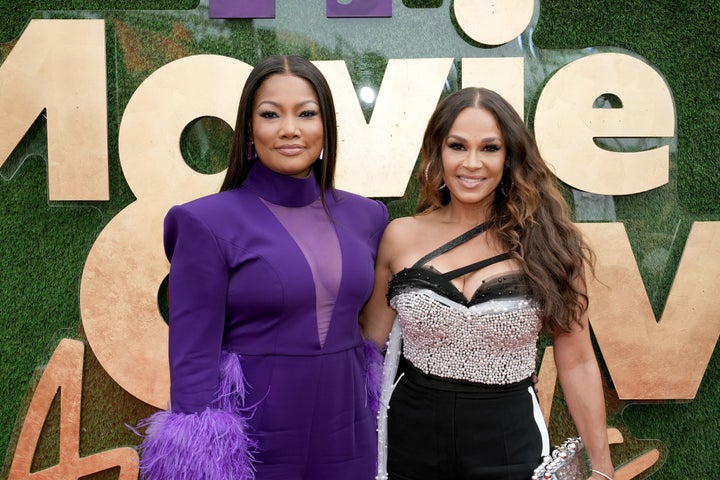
[463,149,484,169]
[280,117,300,137]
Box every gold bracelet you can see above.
[591,468,613,480]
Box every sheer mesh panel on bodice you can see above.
[262,198,341,347]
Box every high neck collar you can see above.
[243,160,321,207]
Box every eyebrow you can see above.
[256,99,320,109]
[446,134,502,143]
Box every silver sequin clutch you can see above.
[532,437,590,480]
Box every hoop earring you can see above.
[319,148,324,161]
[247,141,255,161]
[425,162,446,190]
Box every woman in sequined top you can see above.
[361,87,614,480]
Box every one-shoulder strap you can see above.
[412,222,489,267]
[438,252,511,281]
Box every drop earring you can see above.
[500,164,511,196]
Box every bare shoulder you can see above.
[379,214,441,273]
[382,215,422,244]
[376,216,416,260]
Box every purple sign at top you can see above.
[209,0,276,19]
[326,0,392,18]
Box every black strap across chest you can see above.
[412,222,511,281]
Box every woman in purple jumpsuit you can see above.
[137,55,388,480]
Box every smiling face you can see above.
[441,106,506,210]
[251,73,324,178]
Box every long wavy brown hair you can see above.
[417,87,594,334]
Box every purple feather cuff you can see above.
[136,408,257,480]
[135,353,258,480]
[364,339,384,418]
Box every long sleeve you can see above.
[369,199,389,255]
[135,206,257,480]
[164,205,228,413]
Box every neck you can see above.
[441,201,492,228]
[243,160,322,207]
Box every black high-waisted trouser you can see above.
[387,358,549,480]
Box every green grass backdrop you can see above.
[1,1,718,479]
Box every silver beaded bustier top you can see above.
[387,222,542,385]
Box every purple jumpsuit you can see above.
[137,160,388,480]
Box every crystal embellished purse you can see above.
[532,437,590,480]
